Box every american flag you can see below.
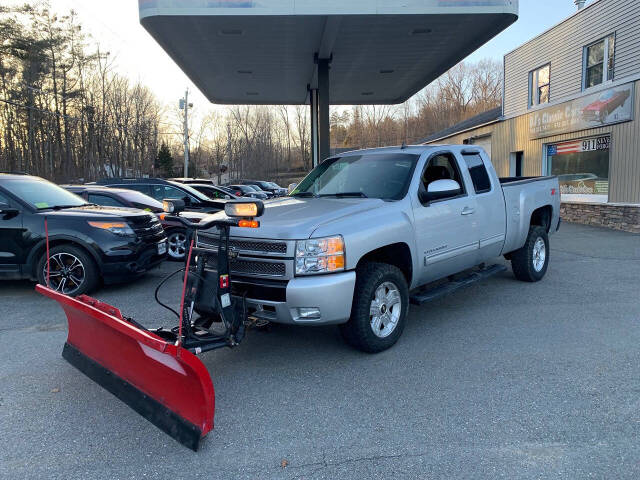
[554,141,582,155]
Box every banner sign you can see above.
[529,82,634,139]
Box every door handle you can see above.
[461,207,475,216]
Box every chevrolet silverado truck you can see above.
[196,145,561,353]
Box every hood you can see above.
[36,205,157,223]
[226,196,386,239]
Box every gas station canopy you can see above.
[139,0,518,105]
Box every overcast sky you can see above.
[33,0,585,110]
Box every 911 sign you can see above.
[582,136,610,152]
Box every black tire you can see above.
[340,262,409,353]
[37,244,99,296]
[166,229,188,261]
[510,226,549,282]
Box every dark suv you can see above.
[0,174,167,295]
[64,185,206,261]
[95,178,226,213]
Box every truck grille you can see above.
[198,234,287,255]
[205,255,286,277]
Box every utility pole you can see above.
[226,121,232,182]
[179,90,192,177]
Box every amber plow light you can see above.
[224,200,264,218]
[238,219,259,228]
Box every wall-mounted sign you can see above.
[547,135,610,156]
[529,82,634,139]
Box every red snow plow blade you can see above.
[37,284,215,451]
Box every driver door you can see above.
[0,190,25,277]
[412,152,479,284]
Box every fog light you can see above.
[297,308,321,320]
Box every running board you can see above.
[410,264,507,306]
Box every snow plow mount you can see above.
[37,199,264,451]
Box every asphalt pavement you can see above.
[1,222,639,479]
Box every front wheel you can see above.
[166,230,187,261]
[37,245,99,296]
[340,262,409,353]
[510,226,549,282]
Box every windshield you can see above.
[4,177,87,209]
[292,153,420,200]
[167,181,211,202]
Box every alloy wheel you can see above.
[369,281,402,338]
[43,252,85,295]
[168,231,187,259]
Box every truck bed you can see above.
[499,175,561,255]
[499,176,557,185]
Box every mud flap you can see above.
[37,285,215,451]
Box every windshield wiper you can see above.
[37,204,84,211]
[320,192,368,198]
[291,191,317,198]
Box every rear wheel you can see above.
[340,262,409,353]
[37,245,99,296]
[167,230,187,261]
[510,226,549,282]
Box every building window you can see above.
[547,135,610,202]
[529,64,550,107]
[583,34,615,90]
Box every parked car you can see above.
[227,184,268,200]
[95,178,226,213]
[267,182,288,196]
[0,174,167,295]
[244,184,274,198]
[169,177,215,185]
[64,185,206,261]
[240,180,283,196]
[187,183,238,201]
[196,145,561,353]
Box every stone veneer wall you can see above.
[560,202,640,233]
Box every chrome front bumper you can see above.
[241,271,356,325]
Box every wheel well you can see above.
[357,243,413,285]
[530,205,552,232]
[30,239,98,279]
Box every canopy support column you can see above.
[317,57,331,164]
[310,88,319,168]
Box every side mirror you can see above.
[0,202,19,219]
[288,183,298,194]
[420,179,462,203]
[182,196,191,205]
[163,198,186,214]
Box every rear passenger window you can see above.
[88,193,125,207]
[463,153,492,194]
[120,184,151,196]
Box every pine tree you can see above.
[155,143,174,177]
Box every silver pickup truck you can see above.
[197,145,560,352]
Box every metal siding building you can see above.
[425,0,640,210]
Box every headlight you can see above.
[88,221,135,236]
[295,235,345,275]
